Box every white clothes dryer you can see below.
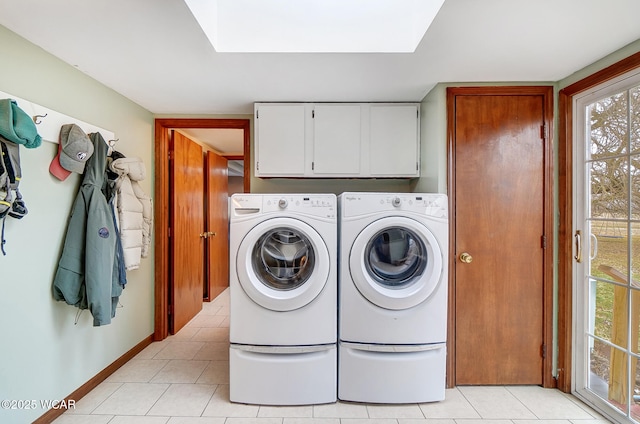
[338,192,448,404]
[229,193,337,405]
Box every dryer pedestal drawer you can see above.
[338,342,446,403]
[230,344,337,405]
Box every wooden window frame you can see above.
[557,51,640,392]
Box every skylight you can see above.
[184,0,445,53]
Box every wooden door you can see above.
[170,131,204,333]
[205,150,229,301]
[450,88,550,385]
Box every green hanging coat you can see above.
[52,132,122,326]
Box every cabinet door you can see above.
[369,104,419,177]
[313,104,362,175]
[255,104,306,176]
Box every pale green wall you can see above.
[252,177,413,194]
[414,85,448,193]
[0,25,154,424]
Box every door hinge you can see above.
[312,109,315,118]
[416,162,419,171]
[168,304,173,316]
[256,110,259,119]
[312,161,315,171]
[256,161,259,171]
[541,234,547,249]
[168,150,174,161]
[168,227,172,238]
[540,124,546,140]
[541,344,547,358]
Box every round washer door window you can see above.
[236,217,330,311]
[349,216,442,310]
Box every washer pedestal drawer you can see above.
[338,341,446,403]
[230,344,337,405]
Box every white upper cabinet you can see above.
[254,102,420,178]
[312,104,362,176]
[255,103,307,176]
[369,104,420,177]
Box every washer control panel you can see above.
[340,192,447,218]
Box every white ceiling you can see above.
[1,0,640,115]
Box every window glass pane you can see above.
[589,92,628,159]
[633,289,640,356]
[589,232,629,288]
[589,340,631,416]
[589,279,621,345]
[590,158,629,221]
[607,348,631,416]
[251,227,315,290]
[588,336,611,400]
[592,220,627,239]
[634,221,640,293]
[633,365,640,423]
[631,86,640,154]
[633,153,640,220]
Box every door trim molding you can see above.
[154,118,250,341]
[446,86,555,388]
[557,51,640,392]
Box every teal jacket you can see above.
[52,132,122,326]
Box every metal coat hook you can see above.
[32,113,48,124]
[108,138,119,146]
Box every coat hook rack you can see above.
[32,113,48,124]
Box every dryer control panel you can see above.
[340,192,447,219]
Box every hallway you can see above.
[52,289,609,423]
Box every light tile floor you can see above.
[53,289,610,424]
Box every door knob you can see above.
[199,232,208,239]
[207,231,216,237]
[459,252,473,263]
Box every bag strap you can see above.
[0,137,26,255]
[0,140,11,219]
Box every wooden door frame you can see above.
[154,118,251,341]
[556,52,640,392]
[446,86,555,388]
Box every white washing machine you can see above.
[338,192,448,404]
[229,193,337,405]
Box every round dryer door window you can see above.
[236,217,330,311]
[349,216,443,310]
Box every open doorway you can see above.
[175,127,247,196]
[154,118,251,340]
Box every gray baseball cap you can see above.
[57,124,94,174]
